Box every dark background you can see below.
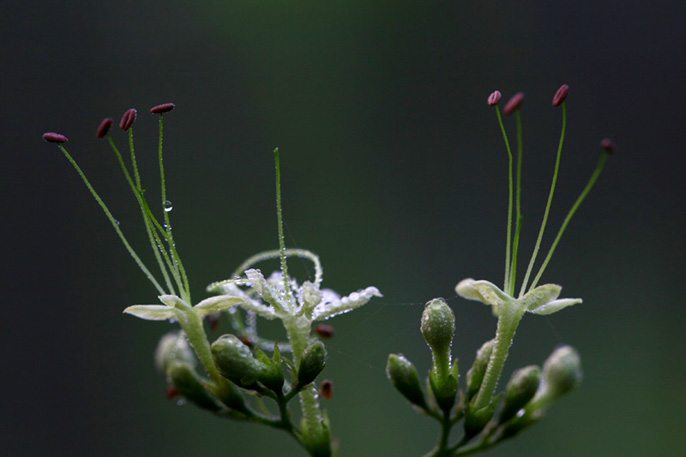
[3,1,685,456]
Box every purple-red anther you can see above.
[503,92,525,115]
[487,90,502,106]
[601,138,616,153]
[150,103,175,114]
[321,379,334,399]
[552,85,570,107]
[119,108,137,131]
[166,386,179,400]
[206,313,220,331]
[96,118,114,139]
[42,132,69,143]
[314,324,335,339]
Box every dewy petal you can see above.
[193,296,245,317]
[245,269,290,315]
[521,284,562,312]
[528,298,582,315]
[123,305,178,321]
[459,280,512,305]
[312,286,382,321]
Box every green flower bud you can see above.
[499,365,541,423]
[386,354,427,409]
[464,400,497,439]
[154,331,195,374]
[211,334,267,385]
[466,339,495,401]
[254,344,285,393]
[298,340,327,387]
[542,345,582,399]
[421,298,455,386]
[167,361,222,412]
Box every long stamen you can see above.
[509,109,524,295]
[529,143,612,290]
[55,143,165,294]
[492,94,515,291]
[520,100,567,296]
[274,148,293,303]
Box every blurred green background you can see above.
[3,1,685,456]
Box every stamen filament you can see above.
[519,102,567,296]
[107,135,176,294]
[57,145,165,294]
[273,148,293,304]
[529,149,610,289]
[495,106,515,292]
[508,111,524,295]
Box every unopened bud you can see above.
[466,339,495,401]
[542,345,582,399]
[167,361,222,412]
[254,344,285,392]
[386,354,427,409]
[552,84,570,107]
[421,298,455,378]
[154,331,195,374]
[503,92,525,115]
[487,90,502,106]
[298,340,327,387]
[499,365,541,423]
[211,334,267,385]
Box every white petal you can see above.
[521,284,562,312]
[193,296,245,316]
[528,298,582,315]
[158,294,191,310]
[313,286,382,321]
[123,305,178,321]
[245,269,290,315]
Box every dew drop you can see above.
[176,398,186,406]
[114,219,121,226]
[163,200,173,212]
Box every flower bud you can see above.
[386,354,427,409]
[499,365,541,423]
[298,340,327,387]
[421,298,455,379]
[466,339,495,401]
[154,331,195,374]
[464,401,497,439]
[167,361,222,412]
[542,345,582,399]
[211,334,267,385]
[254,344,285,392]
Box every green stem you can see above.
[495,107,515,292]
[529,150,609,290]
[472,302,525,411]
[57,145,165,294]
[519,103,567,297]
[274,148,294,306]
[107,135,175,294]
[508,112,524,295]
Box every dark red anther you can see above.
[42,132,68,144]
[503,92,525,115]
[552,85,570,107]
[314,324,335,339]
[487,90,502,106]
[601,138,616,153]
[150,103,175,114]
[96,118,114,139]
[119,109,137,131]
[205,313,220,331]
[238,335,254,348]
[320,379,333,399]
[166,386,179,400]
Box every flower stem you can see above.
[495,106,515,293]
[519,102,567,297]
[274,148,294,306]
